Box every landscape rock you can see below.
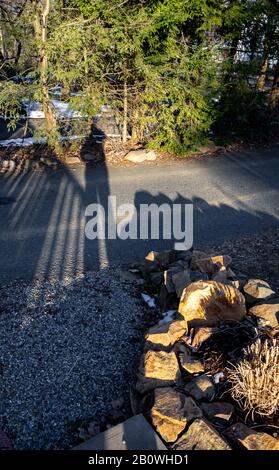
[212,266,228,283]
[136,350,180,394]
[226,423,279,450]
[230,280,241,290]
[190,271,209,282]
[243,279,276,305]
[172,418,232,450]
[149,271,164,288]
[157,250,177,268]
[130,386,152,416]
[124,149,157,163]
[190,250,208,270]
[191,327,219,349]
[145,251,159,262]
[184,374,215,401]
[200,402,234,423]
[179,349,204,374]
[65,156,80,165]
[150,387,202,443]
[172,270,191,298]
[249,298,279,328]
[139,259,160,277]
[164,268,181,293]
[145,320,187,350]
[145,150,157,161]
[175,250,192,263]
[179,281,246,327]
[158,285,174,311]
[168,260,189,270]
[194,255,232,275]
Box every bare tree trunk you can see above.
[0,25,6,60]
[41,0,56,132]
[33,0,56,133]
[122,78,128,143]
[257,25,272,91]
[223,37,239,84]
[229,37,239,63]
[14,40,22,67]
[257,47,269,91]
[131,99,141,143]
[268,59,279,111]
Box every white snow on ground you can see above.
[0,135,85,147]
[23,100,83,119]
[23,100,112,119]
[158,309,177,325]
[141,293,156,308]
[0,137,37,147]
[0,100,120,146]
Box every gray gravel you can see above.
[208,228,279,293]
[0,269,144,449]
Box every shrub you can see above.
[227,338,279,419]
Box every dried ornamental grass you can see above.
[227,339,279,419]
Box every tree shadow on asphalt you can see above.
[0,147,279,281]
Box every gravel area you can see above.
[208,228,279,293]
[1,228,278,450]
[0,269,144,450]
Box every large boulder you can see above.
[150,387,202,443]
[172,418,232,450]
[226,423,279,450]
[249,298,279,328]
[145,320,187,351]
[178,281,246,327]
[136,350,180,394]
[243,279,276,305]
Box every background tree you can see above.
[0,0,279,151]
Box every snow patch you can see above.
[158,309,177,325]
[141,293,156,308]
[0,135,85,147]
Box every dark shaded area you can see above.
[0,146,279,283]
[0,117,40,140]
